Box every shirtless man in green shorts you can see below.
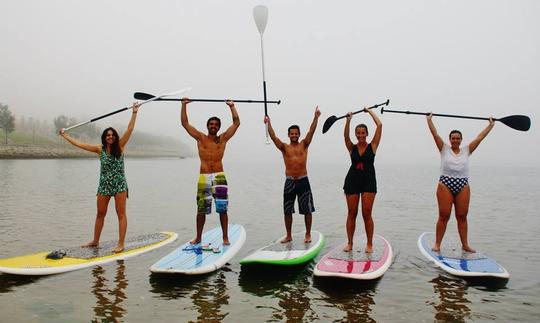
[181,98,240,245]
[265,106,321,243]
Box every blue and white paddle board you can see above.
[240,230,325,266]
[150,224,246,275]
[418,232,509,279]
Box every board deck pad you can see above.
[327,244,384,262]
[261,233,321,252]
[150,224,246,275]
[425,236,486,260]
[51,233,170,260]
[418,232,509,278]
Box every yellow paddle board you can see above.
[0,232,177,275]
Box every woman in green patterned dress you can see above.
[60,102,140,253]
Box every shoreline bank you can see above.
[0,144,192,159]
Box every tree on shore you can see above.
[53,115,101,141]
[0,103,15,144]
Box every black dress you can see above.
[343,143,377,194]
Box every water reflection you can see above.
[314,276,378,323]
[0,274,40,293]
[149,271,230,322]
[239,264,316,321]
[429,274,471,323]
[90,261,128,322]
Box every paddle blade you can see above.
[322,116,337,134]
[253,5,268,34]
[498,115,531,131]
[134,92,156,100]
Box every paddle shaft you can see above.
[64,107,130,131]
[134,95,280,104]
[65,88,189,131]
[381,108,496,121]
[334,99,390,121]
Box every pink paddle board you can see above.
[313,234,392,280]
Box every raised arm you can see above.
[264,115,285,151]
[59,129,100,154]
[344,112,353,153]
[366,108,382,153]
[180,98,203,140]
[302,106,321,148]
[426,113,444,152]
[119,102,140,149]
[220,100,241,142]
[468,118,495,154]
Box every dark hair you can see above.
[207,117,221,128]
[288,125,300,134]
[355,124,369,135]
[449,130,462,139]
[101,127,122,158]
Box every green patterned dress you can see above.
[97,149,128,196]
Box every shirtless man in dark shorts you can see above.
[181,98,240,245]
[265,107,321,243]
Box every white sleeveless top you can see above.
[440,144,470,178]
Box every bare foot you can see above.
[304,233,311,244]
[462,245,476,253]
[223,238,230,246]
[190,238,201,245]
[82,241,98,248]
[281,236,292,243]
[113,245,124,253]
[431,244,440,252]
[343,243,353,252]
[365,245,373,253]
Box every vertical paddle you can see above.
[253,5,270,144]
[380,107,531,131]
[322,99,390,134]
[64,88,191,131]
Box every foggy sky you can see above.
[1,0,538,168]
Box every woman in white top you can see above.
[427,114,494,253]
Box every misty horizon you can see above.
[1,0,538,166]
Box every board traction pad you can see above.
[50,232,169,260]
[261,233,321,252]
[424,234,487,260]
[327,235,386,261]
[328,244,384,262]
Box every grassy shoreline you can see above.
[0,144,192,159]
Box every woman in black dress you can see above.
[343,108,382,252]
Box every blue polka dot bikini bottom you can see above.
[439,175,469,195]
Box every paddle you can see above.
[253,5,271,144]
[380,107,531,131]
[322,99,390,134]
[133,92,281,105]
[64,88,191,131]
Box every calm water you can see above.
[0,158,539,322]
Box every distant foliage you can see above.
[0,103,16,144]
[53,115,101,141]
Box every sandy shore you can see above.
[0,145,191,159]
